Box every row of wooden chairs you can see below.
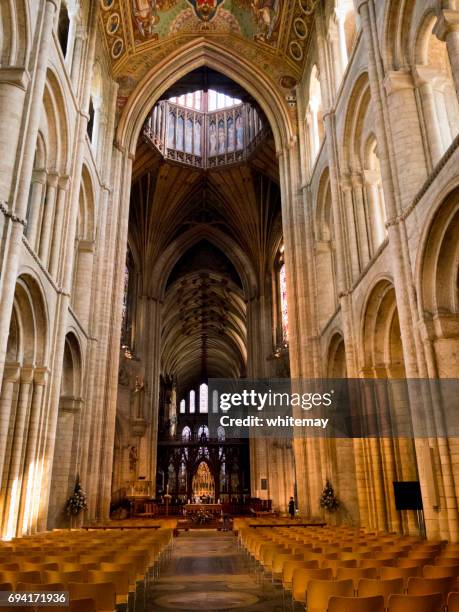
[238,523,459,610]
[0,525,174,611]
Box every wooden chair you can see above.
[357,577,404,607]
[328,595,384,612]
[336,567,378,590]
[406,576,456,605]
[86,569,130,606]
[306,579,354,612]
[447,592,459,612]
[380,565,422,586]
[68,581,116,612]
[292,568,334,608]
[423,564,459,578]
[387,593,444,612]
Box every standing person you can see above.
[288,496,295,519]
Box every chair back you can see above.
[328,595,384,612]
[388,593,444,612]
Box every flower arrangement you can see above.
[319,480,339,513]
[65,480,88,516]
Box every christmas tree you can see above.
[319,480,339,512]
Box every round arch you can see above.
[116,39,294,157]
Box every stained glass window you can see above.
[182,426,191,442]
[199,383,208,413]
[212,390,219,413]
[189,389,195,413]
[179,399,186,414]
[280,263,289,343]
[121,264,129,342]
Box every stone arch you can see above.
[61,332,83,399]
[314,167,338,326]
[150,224,258,301]
[418,187,459,377]
[341,71,371,170]
[71,164,96,328]
[11,273,48,366]
[413,10,459,162]
[382,0,418,70]
[361,278,405,376]
[0,0,30,67]
[327,332,347,378]
[42,68,71,173]
[116,39,295,157]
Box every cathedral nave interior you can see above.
[0,0,458,610]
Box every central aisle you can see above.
[146,530,284,611]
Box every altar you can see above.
[184,503,223,516]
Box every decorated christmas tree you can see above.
[319,480,339,512]
[65,478,88,516]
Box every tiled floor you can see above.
[145,530,285,611]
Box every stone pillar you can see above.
[415,66,447,167]
[434,9,459,100]
[18,367,48,535]
[0,69,30,202]
[363,169,386,250]
[1,365,34,538]
[351,172,370,267]
[49,176,71,280]
[38,172,59,266]
[0,363,20,488]
[72,240,95,328]
[0,0,58,387]
[341,175,360,280]
[383,70,428,209]
[26,170,47,250]
[335,7,349,75]
[35,0,100,532]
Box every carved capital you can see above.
[384,70,415,95]
[20,365,35,384]
[434,9,459,41]
[0,68,30,91]
[3,363,21,383]
[34,367,50,386]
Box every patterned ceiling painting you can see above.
[100,0,318,105]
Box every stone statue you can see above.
[129,445,138,472]
[131,376,145,419]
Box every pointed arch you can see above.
[116,39,294,157]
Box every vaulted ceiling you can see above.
[99,0,319,109]
[128,96,282,390]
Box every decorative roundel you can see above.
[289,40,303,62]
[294,17,308,39]
[100,0,115,11]
[111,37,124,59]
[298,0,315,16]
[106,12,120,35]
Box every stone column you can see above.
[35,0,100,533]
[351,172,370,266]
[49,176,71,280]
[0,363,20,488]
[1,365,34,538]
[26,169,47,250]
[17,367,48,535]
[383,70,428,209]
[335,7,349,75]
[38,172,59,267]
[415,66,446,167]
[72,240,95,328]
[0,69,30,203]
[0,0,58,387]
[341,175,360,280]
[434,9,459,100]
